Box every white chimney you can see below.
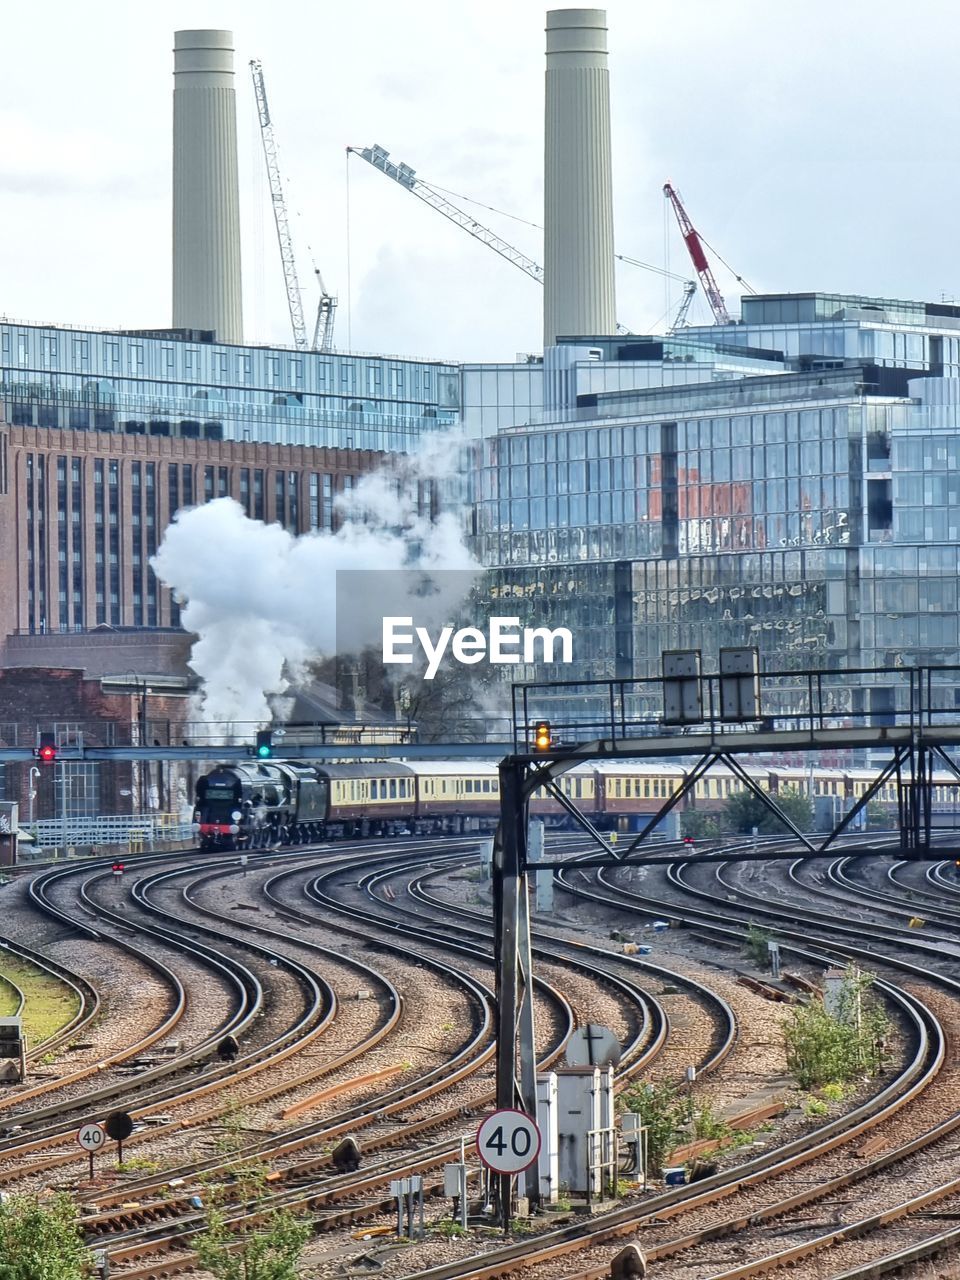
[544,8,616,348]
[172,30,243,343]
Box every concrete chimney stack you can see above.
[172,30,243,343]
[544,8,616,348]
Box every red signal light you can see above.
[38,744,56,762]
[35,733,57,764]
[112,862,125,874]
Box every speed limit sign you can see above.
[476,1108,541,1174]
[77,1121,106,1179]
[77,1122,105,1152]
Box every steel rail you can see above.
[82,839,931,1280]
[89,848,511,1268]
[366,855,941,1280]
[91,846,648,1276]
[404,857,738,1076]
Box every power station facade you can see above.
[3,12,960,714]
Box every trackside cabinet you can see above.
[0,1016,25,1083]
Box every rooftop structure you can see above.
[0,320,460,453]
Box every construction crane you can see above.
[662,182,733,326]
[616,255,697,332]
[349,144,640,336]
[310,269,336,353]
[250,59,336,352]
[348,144,544,286]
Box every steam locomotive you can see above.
[193,760,498,849]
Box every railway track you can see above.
[564,842,960,1280]
[81,847,594,1274]
[0,840,716,1277]
[12,833,948,1279]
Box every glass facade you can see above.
[0,322,461,452]
[476,293,960,691]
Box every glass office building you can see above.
[0,321,460,453]
[475,294,960,697]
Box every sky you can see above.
[3,0,960,364]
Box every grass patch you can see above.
[0,972,20,1018]
[0,949,81,1046]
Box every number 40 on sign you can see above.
[476,1108,541,1174]
[77,1121,106,1179]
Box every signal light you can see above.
[34,732,57,764]
[112,861,125,875]
[533,721,552,753]
[255,730,273,759]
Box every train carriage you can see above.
[194,753,960,850]
[406,761,500,833]
[594,761,685,830]
[321,763,416,835]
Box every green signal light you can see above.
[255,730,273,759]
[257,744,272,758]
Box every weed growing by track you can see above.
[782,967,890,1089]
[195,1161,311,1280]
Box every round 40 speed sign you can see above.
[476,1108,542,1174]
[77,1122,106,1153]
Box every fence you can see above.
[26,812,194,852]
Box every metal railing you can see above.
[25,812,193,851]
[512,663,960,752]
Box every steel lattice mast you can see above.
[663,182,733,326]
[250,59,308,348]
[250,61,337,352]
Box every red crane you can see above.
[663,182,732,326]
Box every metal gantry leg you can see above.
[516,860,540,1211]
[494,757,529,1227]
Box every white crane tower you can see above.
[250,59,336,352]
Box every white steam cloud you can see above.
[151,432,478,731]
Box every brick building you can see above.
[0,424,386,644]
[0,667,194,824]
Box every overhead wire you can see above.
[417,181,543,231]
[698,234,757,294]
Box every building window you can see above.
[309,474,319,529]
[322,473,333,529]
[288,471,298,531]
[275,471,285,526]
